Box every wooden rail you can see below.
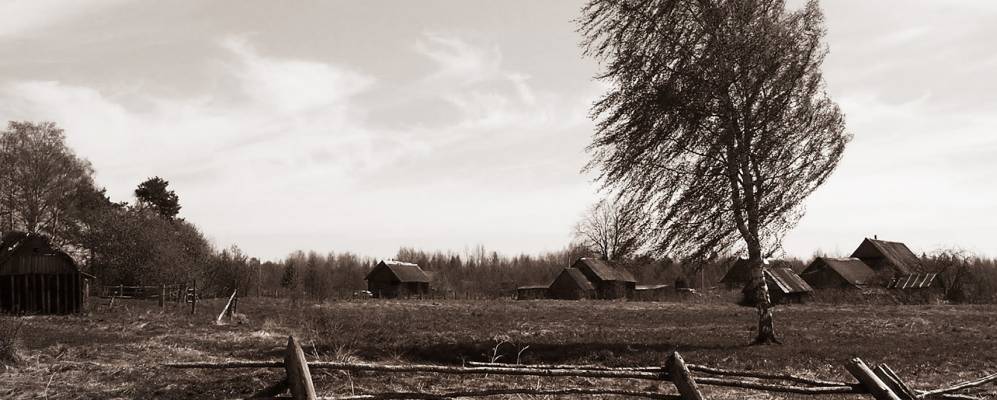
[165,336,993,400]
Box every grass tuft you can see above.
[0,317,24,366]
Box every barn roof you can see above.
[851,238,922,274]
[572,258,636,283]
[807,257,877,286]
[0,232,79,276]
[720,258,794,284]
[368,260,430,283]
[557,268,596,290]
[764,267,813,294]
[886,273,938,289]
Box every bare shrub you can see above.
[0,317,24,365]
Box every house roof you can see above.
[368,260,430,283]
[887,273,938,289]
[572,258,636,283]
[556,268,596,290]
[805,257,877,286]
[764,267,813,294]
[851,238,922,274]
[0,232,79,275]
[720,258,792,284]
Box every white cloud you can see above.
[0,0,131,38]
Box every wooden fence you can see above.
[100,281,199,313]
[165,335,995,400]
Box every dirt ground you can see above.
[2,298,995,399]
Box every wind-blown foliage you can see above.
[579,0,849,343]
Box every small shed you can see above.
[0,232,86,314]
[799,257,877,289]
[365,260,430,299]
[720,258,794,289]
[761,267,813,304]
[515,285,548,300]
[850,238,922,275]
[548,268,595,300]
[571,258,636,299]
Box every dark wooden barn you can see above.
[515,285,548,300]
[760,267,813,304]
[0,232,87,314]
[365,260,430,299]
[547,268,595,300]
[720,258,796,289]
[850,238,922,275]
[571,258,636,299]
[799,257,877,289]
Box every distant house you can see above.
[548,268,595,300]
[850,238,922,275]
[515,285,548,300]
[800,257,877,289]
[760,267,813,304]
[0,232,89,314]
[365,260,430,298]
[571,258,636,299]
[720,258,795,289]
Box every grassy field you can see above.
[1,298,995,399]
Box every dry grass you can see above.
[1,298,995,399]
[0,316,24,366]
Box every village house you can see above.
[547,268,595,300]
[571,257,636,299]
[799,257,878,289]
[0,232,90,314]
[364,260,430,299]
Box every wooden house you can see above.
[0,232,88,314]
[571,258,636,299]
[799,257,878,289]
[365,260,430,299]
[850,238,922,275]
[547,268,595,300]
[720,258,796,289]
[515,285,548,300]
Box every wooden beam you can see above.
[666,352,705,400]
[845,358,901,400]
[284,336,317,400]
[873,364,917,400]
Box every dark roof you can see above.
[887,273,938,289]
[0,232,79,275]
[805,257,877,286]
[572,258,636,283]
[765,267,813,294]
[368,260,430,283]
[557,268,596,290]
[720,258,795,284]
[851,238,922,274]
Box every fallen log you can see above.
[920,372,997,397]
[320,388,682,400]
[687,363,851,387]
[465,361,661,372]
[692,376,857,395]
[165,361,667,380]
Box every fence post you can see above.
[667,352,705,400]
[873,364,917,400]
[190,280,197,315]
[159,284,166,308]
[845,358,902,400]
[284,336,317,400]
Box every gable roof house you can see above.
[547,268,595,300]
[720,258,796,289]
[761,267,814,304]
[571,258,636,299]
[1,232,88,314]
[800,257,878,289]
[850,238,923,275]
[365,260,430,299]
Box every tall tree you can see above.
[134,176,181,219]
[579,0,849,344]
[0,121,95,240]
[574,197,647,262]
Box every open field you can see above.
[2,298,995,399]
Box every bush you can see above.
[0,317,23,365]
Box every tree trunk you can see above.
[748,255,779,345]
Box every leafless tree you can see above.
[579,0,849,344]
[574,197,647,262]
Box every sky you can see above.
[1,1,995,261]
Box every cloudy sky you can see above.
[1,1,995,261]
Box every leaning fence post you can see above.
[873,364,917,400]
[845,358,902,400]
[667,352,705,400]
[284,336,317,400]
